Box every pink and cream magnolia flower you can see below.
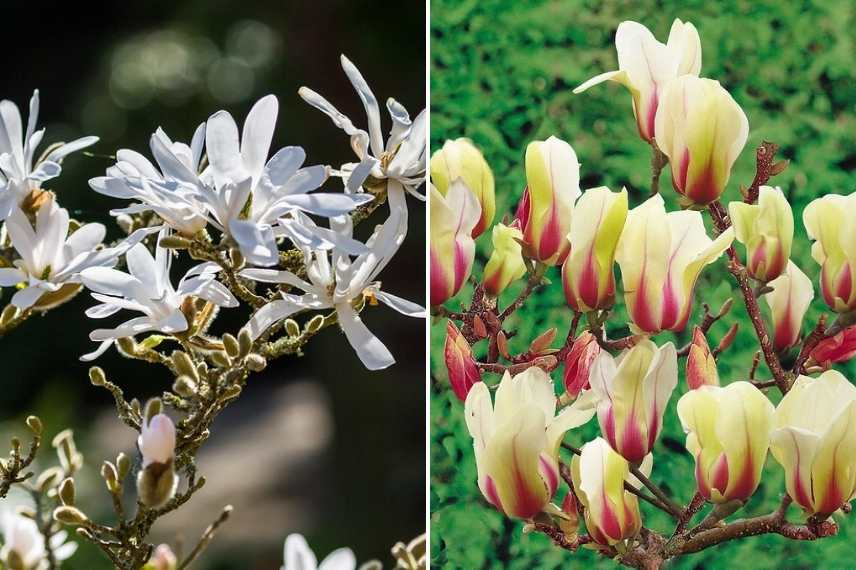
[764,261,814,352]
[771,371,856,516]
[138,413,176,468]
[589,339,678,464]
[571,438,649,546]
[685,327,719,390]
[655,76,749,206]
[803,192,856,312]
[573,19,701,143]
[810,325,856,368]
[562,331,601,400]
[483,222,526,297]
[729,186,793,282]
[444,320,481,401]
[615,194,734,334]
[677,381,774,504]
[429,180,480,306]
[464,367,594,520]
[430,138,495,238]
[515,136,580,265]
[561,186,627,312]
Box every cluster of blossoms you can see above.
[432,17,856,565]
[0,54,424,569]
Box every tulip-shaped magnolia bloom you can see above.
[729,186,793,282]
[430,138,495,237]
[563,331,601,400]
[771,371,856,516]
[686,327,719,390]
[615,195,734,333]
[430,181,480,305]
[515,136,580,265]
[803,192,856,312]
[764,261,814,352]
[483,223,526,297]
[655,76,749,206]
[589,339,678,464]
[561,187,627,311]
[574,19,701,142]
[464,367,595,519]
[444,320,481,401]
[571,438,647,545]
[677,382,774,503]
[810,325,856,366]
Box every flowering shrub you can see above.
[431,13,856,569]
[0,54,425,569]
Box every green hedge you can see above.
[430,1,856,568]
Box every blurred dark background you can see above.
[0,1,425,568]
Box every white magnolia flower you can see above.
[299,55,426,200]
[281,534,380,570]
[0,90,98,219]
[241,193,423,370]
[0,200,151,310]
[79,231,238,360]
[0,511,77,569]
[89,124,210,236]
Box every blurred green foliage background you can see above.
[430,0,855,568]
[0,2,425,568]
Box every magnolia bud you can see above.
[528,328,557,355]
[562,331,600,400]
[246,354,267,372]
[222,333,240,358]
[137,463,178,509]
[284,318,300,337]
[443,321,481,401]
[0,304,20,325]
[158,235,192,250]
[25,415,42,436]
[230,247,245,268]
[483,223,526,297]
[59,477,76,506]
[238,328,253,357]
[88,366,106,386]
[172,351,197,380]
[137,414,178,508]
[102,461,119,493]
[116,336,136,355]
[173,375,197,397]
[144,398,163,423]
[306,315,324,334]
[210,351,231,368]
[54,506,88,525]
[36,467,63,493]
[148,544,179,570]
[686,327,719,390]
[116,453,131,480]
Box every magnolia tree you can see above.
[0,55,426,570]
[431,18,856,569]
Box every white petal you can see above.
[44,136,98,163]
[319,548,356,570]
[206,110,245,184]
[229,219,279,267]
[0,267,26,285]
[265,146,306,186]
[337,303,394,370]
[11,285,44,309]
[245,297,306,340]
[80,339,113,362]
[375,290,425,317]
[340,55,384,157]
[283,534,318,570]
[241,95,278,181]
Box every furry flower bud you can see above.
[686,327,719,390]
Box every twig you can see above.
[178,505,233,569]
[629,465,683,519]
[649,142,668,196]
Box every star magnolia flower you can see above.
[764,261,813,352]
[430,181,480,306]
[430,138,495,237]
[0,511,77,569]
[298,55,426,203]
[677,381,774,504]
[89,124,210,236]
[281,534,380,570]
[240,197,424,370]
[571,438,650,546]
[655,76,749,206]
[0,90,98,219]
[803,192,856,312]
[79,232,238,360]
[615,194,734,334]
[0,200,152,310]
[589,339,678,464]
[771,371,856,516]
[515,136,580,265]
[561,186,628,312]
[464,367,595,520]
[574,19,701,142]
[729,186,793,282]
